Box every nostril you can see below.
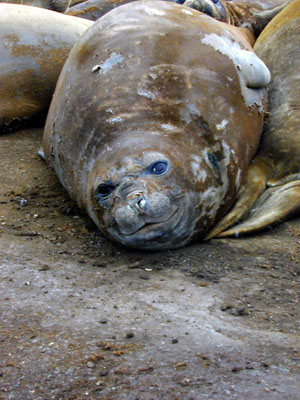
[126,191,144,201]
[138,198,147,210]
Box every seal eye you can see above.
[95,182,115,200]
[147,160,168,176]
[212,0,219,3]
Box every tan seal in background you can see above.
[0,4,93,133]
[65,0,136,20]
[207,0,300,238]
[1,0,71,12]
[44,0,270,250]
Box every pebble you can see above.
[171,338,178,344]
[125,261,141,269]
[139,272,150,280]
[20,198,28,207]
[87,361,95,368]
[125,331,135,339]
[93,262,107,268]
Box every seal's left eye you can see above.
[147,160,168,175]
[95,182,115,200]
[212,0,219,3]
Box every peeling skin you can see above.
[44,0,267,250]
[201,33,270,108]
[97,52,124,74]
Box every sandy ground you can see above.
[1,128,300,399]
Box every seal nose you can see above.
[116,179,148,214]
[127,192,148,214]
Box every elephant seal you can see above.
[44,0,270,250]
[206,0,300,238]
[65,0,135,20]
[0,4,93,133]
[1,0,71,12]
[182,0,288,36]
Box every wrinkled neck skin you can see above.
[86,135,230,250]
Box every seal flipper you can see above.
[251,3,288,37]
[205,157,273,239]
[214,180,300,237]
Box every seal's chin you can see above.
[120,207,179,236]
[107,207,192,250]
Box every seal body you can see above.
[207,0,300,238]
[44,0,270,249]
[1,0,71,12]
[0,4,93,133]
[182,0,288,36]
[65,0,135,20]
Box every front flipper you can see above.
[251,3,288,36]
[205,157,273,239]
[215,180,300,237]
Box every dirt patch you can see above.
[1,128,300,399]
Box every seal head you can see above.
[87,133,235,249]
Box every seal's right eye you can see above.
[95,182,115,200]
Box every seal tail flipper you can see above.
[215,180,300,238]
[205,158,272,240]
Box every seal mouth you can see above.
[120,207,180,238]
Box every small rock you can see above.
[231,366,243,373]
[20,198,28,207]
[171,338,178,344]
[258,264,272,269]
[174,362,187,369]
[99,319,108,324]
[39,264,50,271]
[93,262,107,268]
[261,362,270,368]
[87,361,95,368]
[232,306,249,316]
[125,261,141,269]
[270,271,280,278]
[125,331,135,339]
[221,304,232,312]
[139,272,150,280]
[138,366,154,373]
